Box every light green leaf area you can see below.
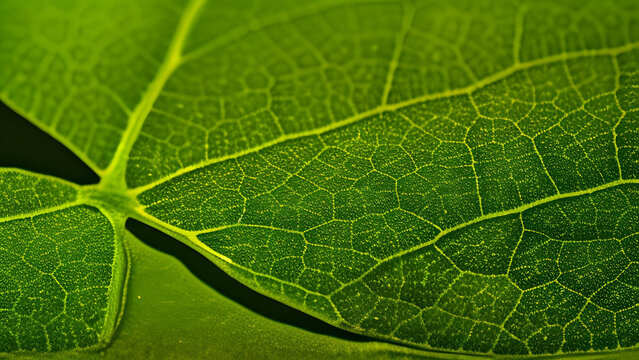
[0,170,126,353]
[1,0,639,356]
[0,0,183,172]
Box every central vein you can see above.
[98,0,207,193]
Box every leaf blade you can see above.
[133,44,639,354]
[2,0,639,356]
[0,170,126,353]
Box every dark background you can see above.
[0,102,366,342]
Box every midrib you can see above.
[97,0,207,193]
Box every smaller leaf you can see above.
[0,170,126,353]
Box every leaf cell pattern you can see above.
[125,0,639,188]
[0,171,125,352]
[1,0,639,356]
[137,50,639,354]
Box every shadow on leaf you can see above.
[126,219,369,342]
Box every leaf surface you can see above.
[1,0,639,356]
[61,230,441,360]
[0,170,126,353]
[0,0,188,172]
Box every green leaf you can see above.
[59,230,440,360]
[1,0,639,356]
[0,169,126,353]
[0,0,184,172]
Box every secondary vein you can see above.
[330,178,639,294]
[381,0,415,106]
[129,41,639,196]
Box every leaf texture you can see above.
[1,0,639,356]
[0,170,126,353]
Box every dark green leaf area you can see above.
[0,206,118,352]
